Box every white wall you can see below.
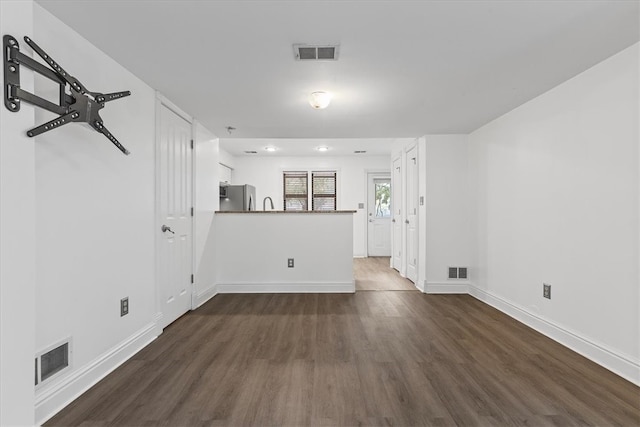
[424,135,472,292]
[0,1,36,425]
[219,147,235,169]
[232,155,390,257]
[32,5,159,422]
[194,122,219,305]
[469,43,639,384]
[215,213,354,292]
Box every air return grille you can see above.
[35,338,71,386]
[448,267,469,280]
[293,44,340,61]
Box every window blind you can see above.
[312,171,337,211]
[283,171,308,210]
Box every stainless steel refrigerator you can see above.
[220,184,256,211]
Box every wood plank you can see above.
[45,258,640,426]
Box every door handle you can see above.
[161,225,175,234]
[405,219,409,224]
[392,219,396,223]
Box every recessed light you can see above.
[264,146,277,152]
[316,146,329,152]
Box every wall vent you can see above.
[448,267,469,280]
[35,338,72,387]
[293,44,340,61]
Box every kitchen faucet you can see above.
[263,196,274,211]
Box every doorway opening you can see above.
[366,173,391,257]
[354,257,416,291]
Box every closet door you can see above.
[405,144,418,283]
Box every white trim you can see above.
[425,281,470,294]
[156,92,192,123]
[35,322,158,425]
[216,281,355,294]
[195,285,218,308]
[468,285,640,387]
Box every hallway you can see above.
[354,257,416,291]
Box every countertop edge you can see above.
[215,210,357,214]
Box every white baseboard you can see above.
[468,285,640,387]
[194,284,218,308]
[425,281,470,294]
[216,281,355,293]
[35,321,158,425]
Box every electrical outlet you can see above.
[288,258,294,268]
[543,283,551,299]
[120,297,129,316]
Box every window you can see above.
[283,170,337,211]
[312,171,337,211]
[374,179,391,218]
[283,171,308,210]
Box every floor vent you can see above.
[36,338,71,386]
[293,44,340,61]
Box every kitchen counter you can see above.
[213,210,355,293]
[216,210,356,214]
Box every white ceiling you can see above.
[36,0,639,156]
[219,137,403,157]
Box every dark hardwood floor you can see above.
[46,259,640,426]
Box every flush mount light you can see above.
[316,146,329,152]
[309,91,331,109]
[264,146,277,152]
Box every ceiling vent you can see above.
[354,150,367,154]
[243,150,257,154]
[293,44,339,61]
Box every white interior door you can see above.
[367,174,391,257]
[391,157,402,271]
[405,145,418,283]
[158,102,193,329]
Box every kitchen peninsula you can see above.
[214,210,356,293]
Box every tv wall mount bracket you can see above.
[3,34,131,155]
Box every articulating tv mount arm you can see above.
[3,34,131,155]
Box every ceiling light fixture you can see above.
[316,146,329,152]
[309,91,331,109]
[264,146,277,152]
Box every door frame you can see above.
[366,171,391,257]
[154,92,195,333]
[391,154,402,272]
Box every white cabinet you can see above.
[219,163,233,184]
